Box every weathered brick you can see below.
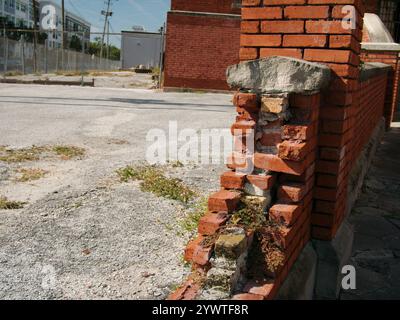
[243,279,276,299]
[241,34,282,47]
[227,152,250,170]
[242,7,282,20]
[304,49,352,64]
[306,20,353,34]
[192,245,213,266]
[284,6,329,19]
[283,35,327,47]
[198,212,228,235]
[278,183,308,202]
[241,21,260,34]
[282,124,315,141]
[220,171,247,190]
[167,279,200,300]
[233,92,259,113]
[270,204,302,226]
[278,141,308,161]
[240,47,259,61]
[260,48,303,59]
[184,236,204,262]
[246,174,276,190]
[231,120,256,136]
[208,190,241,213]
[236,107,259,121]
[254,153,307,176]
[261,20,304,34]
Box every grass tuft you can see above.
[0,196,25,210]
[0,145,47,163]
[179,196,208,233]
[116,165,196,204]
[53,145,85,160]
[15,168,48,182]
[230,197,267,230]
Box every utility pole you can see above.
[100,0,112,59]
[106,21,110,60]
[61,0,65,67]
[32,0,39,73]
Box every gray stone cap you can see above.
[226,56,331,94]
[361,42,400,52]
[360,62,391,82]
[363,13,395,43]
[362,14,400,53]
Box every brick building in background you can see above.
[163,0,241,91]
[163,0,400,92]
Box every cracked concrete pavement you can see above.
[341,126,400,300]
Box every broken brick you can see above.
[184,236,204,262]
[198,212,228,236]
[208,190,241,213]
[192,245,213,266]
[270,203,302,227]
[233,92,259,113]
[246,174,276,190]
[278,183,308,203]
[243,279,277,299]
[167,279,200,300]
[254,152,307,176]
[278,140,308,161]
[220,171,246,190]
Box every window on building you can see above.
[379,0,400,43]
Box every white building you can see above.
[0,0,34,27]
[39,0,90,49]
[121,30,163,69]
[0,0,90,49]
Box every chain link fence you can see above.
[0,35,121,76]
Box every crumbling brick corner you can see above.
[168,0,394,301]
[168,56,331,300]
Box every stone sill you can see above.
[361,42,400,53]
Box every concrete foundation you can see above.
[276,243,317,300]
[313,220,354,300]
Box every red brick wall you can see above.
[240,0,365,241]
[361,50,400,128]
[171,0,241,14]
[355,74,388,157]
[164,12,240,91]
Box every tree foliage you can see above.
[88,37,120,61]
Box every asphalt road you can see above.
[0,84,234,299]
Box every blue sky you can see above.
[54,0,170,47]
